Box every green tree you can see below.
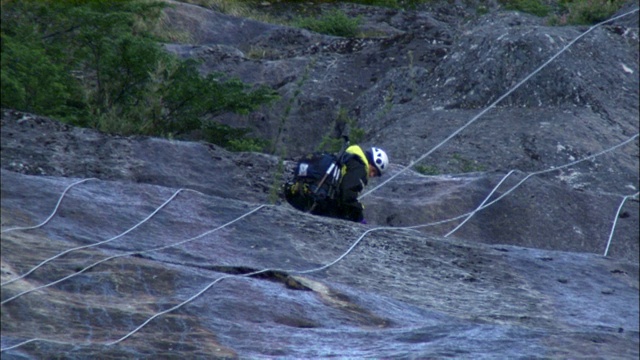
[1,35,75,116]
[1,0,278,150]
[1,0,88,122]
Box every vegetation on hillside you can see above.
[294,8,363,37]
[500,0,628,24]
[1,0,629,151]
[182,0,629,34]
[1,0,278,151]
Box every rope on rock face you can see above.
[51,132,640,349]
[0,178,97,234]
[444,170,516,238]
[441,134,638,237]
[604,191,639,257]
[1,188,185,287]
[0,338,89,354]
[467,134,638,221]
[305,135,640,278]
[104,223,397,345]
[0,203,268,306]
[2,8,639,353]
[360,7,640,200]
[0,203,268,351]
[1,133,636,353]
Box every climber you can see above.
[284,143,389,223]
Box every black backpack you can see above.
[284,138,350,212]
[293,152,342,196]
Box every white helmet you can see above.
[369,147,389,175]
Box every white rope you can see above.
[2,7,638,353]
[60,133,640,346]
[106,272,241,345]
[444,170,516,237]
[360,7,640,200]
[1,204,268,349]
[603,192,639,257]
[306,136,640,275]
[338,135,638,244]
[0,338,92,353]
[395,134,639,234]
[0,178,97,233]
[1,132,635,351]
[0,204,267,306]
[469,134,638,216]
[1,188,185,287]
[104,224,391,345]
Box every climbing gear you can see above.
[284,136,350,212]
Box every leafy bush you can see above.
[499,0,550,17]
[202,122,269,152]
[1,34,83,122]
[554,0,627,25]
[294,9,362,37]
[349,0,433,9]
[497,0,626,24]
[451,153,485,173]
[1,0,278,151]
[415,164,439,175]
[351,0,403,7]
[157,59,278,134]
[318,108,365,153]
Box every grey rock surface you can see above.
[1,169,638,358]
[161,1,638,195]
[1,0,639,358]
[2,110,637,262]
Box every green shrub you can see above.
[202,122,269,152]
[1,0,278,151]
[497,0,626,24]
[294,9,362,37]
[318,108,365,153]
[351,0,433,9]
[352,0,403,7]
[268,158,286,204]
[157,59,278,135]
[415,164,439,175]
[452,153,485,173]
[1,34,82,121]
[499,0,550,17]
[554,0,626,25]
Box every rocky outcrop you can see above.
[2,110,637,262]
[162,1,638,196]
[1,0,638,358]
[1,168,638,358]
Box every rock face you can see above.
[1,169,638,358]
[163,1,638,195]
[1,110,638,358]
[2,110,638,262]
[1,0,639,358]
